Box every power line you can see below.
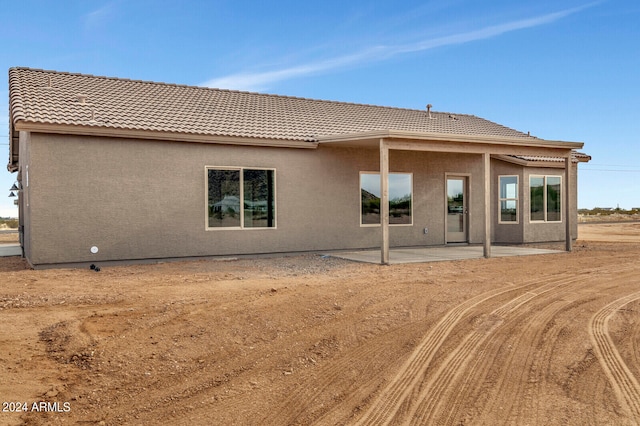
[581,168,640,172]
[586,163,639,168]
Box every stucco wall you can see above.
[25,133,497,266]
[491,159,579,244]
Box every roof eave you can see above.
[318,130,584,150]
[575,153,592,163]
[7,112,19,173]
[494,155,571,169]
[12,121,318,149]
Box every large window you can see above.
[207,167,275,229]
[499,176,518,223]
[530,175,561,222]
[360,172,412,226]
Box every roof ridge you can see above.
[10,67,484,118]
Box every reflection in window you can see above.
[530,177,545,221]
[499,176,518,223]
[530,175,562,222]
[546,176,561,222]
[208,169,241,228]
[447,178,465,233]
[243,169,275,228]
[207,168,275,229]
[361,173,412,225]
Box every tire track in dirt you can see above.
[407,266,635,424]
[434,298,572,426]
[471,296,600,425]
[263,317,426,425]
[520,296,596,422]
[264,285,461,425]
[352,287,515,426]
[589,290,640,421]
[352,273,576,426]
[277,283,518,426]
[406,263,640,425]
[406,275,580,425]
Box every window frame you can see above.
[205,166,276,230]
[359,171,413,227]
[529,175,562,223]
[498,175,519,224]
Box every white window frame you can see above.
[529,175,562,223]
[498,175,519,224]
[205,166,276,230]
[359,171,413,227]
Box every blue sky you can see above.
[1,0,639,217]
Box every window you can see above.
[530,175,561,222]
[499,176,518,223]
[207,167,275,229]
[360,172,412,225]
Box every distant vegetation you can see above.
[578,207,640,216]
[578,207,640,223]
[0,218,18,229]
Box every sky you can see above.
[1,0,639,217]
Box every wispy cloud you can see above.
[202,47,385,92]
[201,3,596,92]
[82,2,117,31]
[389,4,595,55]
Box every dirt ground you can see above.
[1,223,640,425]
[0,232,18,244]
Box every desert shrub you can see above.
[0,219,18,228]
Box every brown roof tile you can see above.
[9,67,537,142]
[509,152,592,163]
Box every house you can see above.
[7,67,590,268]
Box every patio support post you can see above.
[565,155,573,252]
[380,139,390,265]
[483,152,492,258]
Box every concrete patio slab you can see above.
[327,245,562,264]
[0,244,22,257]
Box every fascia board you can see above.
[494,155,575,169]
[318,130,584,150]
[12,121,318,149]
[7,113,19,172]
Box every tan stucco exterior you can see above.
[491,158,579,244]
[16,131,582,267]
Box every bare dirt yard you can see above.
[0,232,18,244]
[1,222,640,425]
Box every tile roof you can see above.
[509,152,592,163]
[9,67,536,143]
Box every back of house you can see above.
[7,67,589,268]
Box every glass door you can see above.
[447,177,468,243]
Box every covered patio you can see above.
[327,245,563,264]
[318,130,582,264]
